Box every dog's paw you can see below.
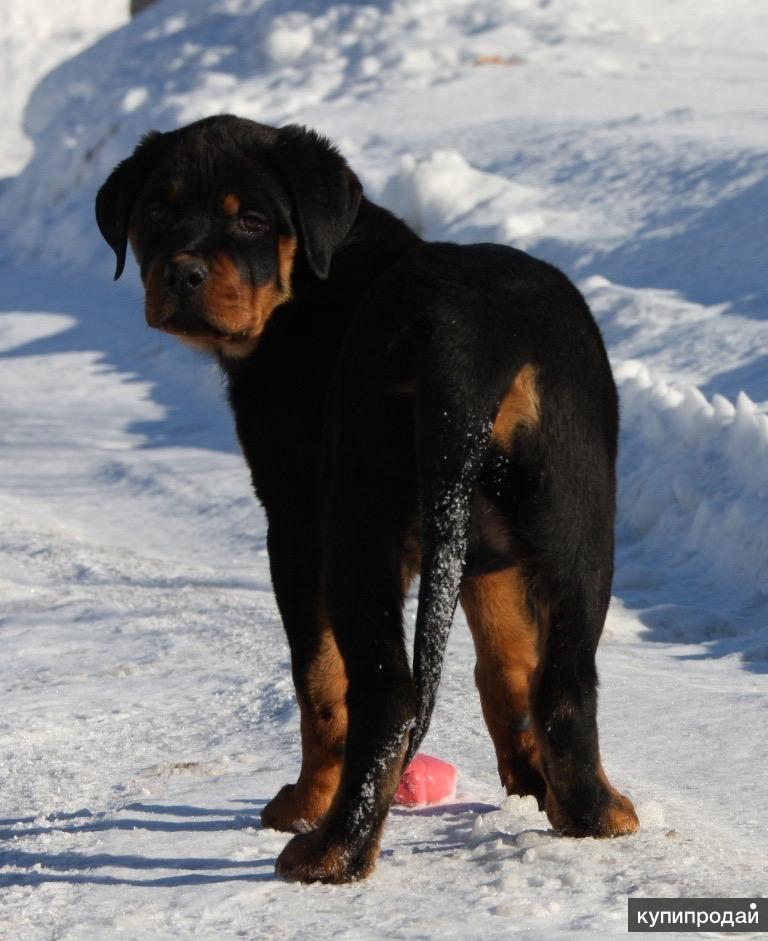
[261,783,333,833]
[275,829,377,884]
[545,783,639,838]
[594,787,640,837]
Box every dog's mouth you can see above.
[147,301,238,339]
[146,302,260,357]
[158,312,228,338]
[143,269,285,358]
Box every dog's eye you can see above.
[238,212,269,235]
[146,204,170,226]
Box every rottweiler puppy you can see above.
[96,115,638,883]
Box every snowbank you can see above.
[615,361,768,601]
[3,0,768,288]
[0,0,127,176]
[380,149,590,246]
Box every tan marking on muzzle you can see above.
[141,238,298,359]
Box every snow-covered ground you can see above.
[1,1,766,938]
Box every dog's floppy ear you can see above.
[95,131,166,280]
[272,125,362,279]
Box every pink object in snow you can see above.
[394,753,457,807]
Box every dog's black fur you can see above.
[96,115,638,883]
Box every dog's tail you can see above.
[405,369,505,765]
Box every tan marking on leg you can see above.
[460,567,545,801]
[262,610,348,833]
[298,614,348,813]
[491,364,540,451]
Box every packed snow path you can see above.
[1,2,767,939]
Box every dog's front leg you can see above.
[260,518,348,834]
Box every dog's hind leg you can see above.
[522,435,639,838]
[460,566,547,805]
[531,588,639,837]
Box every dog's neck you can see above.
[340,195,422,261]
[291,195,421,300]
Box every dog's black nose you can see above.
[164,257,208,295]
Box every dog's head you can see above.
[96,115,362,357]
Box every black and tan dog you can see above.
[96,115,638,883]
